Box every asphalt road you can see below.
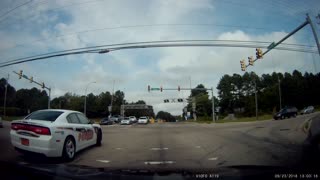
[1,113,319,170]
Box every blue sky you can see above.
[0,0,319,115]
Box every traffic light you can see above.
[160,86,163,92]
[248,56,254,66]
[41,82,45,88]
[256,48,263,59]
[148,85,150,92]
[178,85,180,92]
[164,99,169,103]
[18,70,23,79]
[30,76,33,83]
[177,98,183,102]
[240,60,246,71]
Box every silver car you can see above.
[301,106,315,115]
[120,117,132,125]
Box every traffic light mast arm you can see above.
[12,71,50,90]
[245,20,309,68]
[262,20,309,57]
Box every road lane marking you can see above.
[144,161,175,165]
[195,146,201,148]
[208,157,218,161]
[115,147,123,150]
[150,147,168,150]
[96,160,110,163]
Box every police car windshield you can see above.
[24,111,64,121]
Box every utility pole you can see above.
[254,80,258,120]
[3,74,9,117]
[110,80,115,116]
[211,87,215,122]
[84,81,96,115]
[306,13,320,56]
[278,76,282,110]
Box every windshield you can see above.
[1,0,320,178]
[24,111,63,121]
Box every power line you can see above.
[0,0,33,22]
[0,0,33,17]
[0,39,316,65]
[0,0,106,26]
[0,40,317,68]
[0,23,279,53]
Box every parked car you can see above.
[100,117,113,125]
[273,106,298,120]
[120,117,132,125]
[129,116,137,123]
[110,115,121,123]
[0,116,3,128]
[138,116,148,124]
[301,106,315,115]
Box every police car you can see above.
[10,109,102,161]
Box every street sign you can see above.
[151,88,160,90]
[108,106,112,112]
[267,42,276,50]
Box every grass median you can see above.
[185,114,273,124]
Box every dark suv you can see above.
[273,106,298,120]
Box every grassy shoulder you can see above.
[185,114,273,124]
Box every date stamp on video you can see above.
[274,173,319,179]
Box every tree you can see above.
[156,111,175,122]
[0,78,16,108]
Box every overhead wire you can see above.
[0,0,33,21]
[0,40,317,67]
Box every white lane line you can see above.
[144,161,175,165]
[150,147,169,150]
[195,146,201,148]
[115,148,123,150]
[96,160,110,163]
[208,157,218,161]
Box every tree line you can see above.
[217,70,320,116]
[0,78,153,118]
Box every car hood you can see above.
[2,161,320,180]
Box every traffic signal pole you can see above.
[13,71,51,109]
[307,14,320,56]
[244,14,319,70]
[149,86,216,122]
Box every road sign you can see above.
[151,88,160,90]
[108,106,112,112]
[267,42,276,50]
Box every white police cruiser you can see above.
[10,109,102,161]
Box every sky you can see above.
[0,0,319,115]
